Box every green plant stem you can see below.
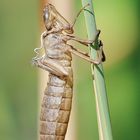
[81,0,113,140]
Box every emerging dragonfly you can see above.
[32,3,104,140]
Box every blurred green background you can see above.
[0,0,140,140]
[0,0,38,140]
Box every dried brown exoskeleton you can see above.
[32,3,104,140]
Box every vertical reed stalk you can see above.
[81,0,113,140]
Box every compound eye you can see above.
[43,7,49,21]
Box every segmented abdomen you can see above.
[40,69,73,140]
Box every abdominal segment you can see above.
[40,73,73,140]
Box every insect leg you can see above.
[67,30,100,46]
[67,45,102,64]
[65,30,105,63]
[32,56,69,77]
[99,40,106,62]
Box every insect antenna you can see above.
[71,3,90,28]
